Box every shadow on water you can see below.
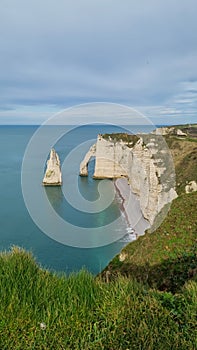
[44,162,121,228]
[78,158,100,201]
[44,186,64,212]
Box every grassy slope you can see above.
[105,192,197,293]
[0,247,197,349]
[165,136,197,195]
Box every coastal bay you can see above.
[1,124,147,274]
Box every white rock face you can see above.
[80,144,96,176]
[185,181,197,193]
[80,134,177,225]
[176,129,187,136]
[43,149,62,186]
[93,136,130,178]
[153,127,172,136]
[153,127,187,137]
[119,252,128,262]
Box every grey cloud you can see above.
[0,0,197,124]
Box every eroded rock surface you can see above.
[80,134,177,225]
[43,149,62,186]
[153,127,187,137]
[80,144,96,176]
[185,180,197,193]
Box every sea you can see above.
[0,124,155,274]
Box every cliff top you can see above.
[101,133,140,147]
[101,126,197,195]
[154,124,197,139]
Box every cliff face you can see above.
[43,149,62,186]
[153,127,187,136]
[80,144,96,176]
[79,134,177,225]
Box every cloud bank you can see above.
[0,0,197,124]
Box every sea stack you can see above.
[43,148,62,186]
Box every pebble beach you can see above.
[115,178,150,238]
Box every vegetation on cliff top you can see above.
[0,247,196,349]
[170,123,197,138]
[165,136,197,195]
[102,132,139,147]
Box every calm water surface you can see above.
[0,124,153,274]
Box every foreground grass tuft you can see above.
[0,247,196,349]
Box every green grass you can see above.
[102,133,139,147]
[106,192,197,294]
[164,136,197,194]
[0,247,196,349]
[175,150,197,194]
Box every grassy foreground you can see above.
[0,247,196,349]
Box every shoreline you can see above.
[114,178,150,238]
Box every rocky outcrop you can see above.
[153,127,187,137]
[176,129,187,136]
[185,180,197,193]
[43,149,62,186]
[79,134,177,225]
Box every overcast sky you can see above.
[0,0,197,125]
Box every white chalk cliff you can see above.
[153,127,187,137]
[80,144,96,176]
[79,134,177,225]
[43,149,62,186]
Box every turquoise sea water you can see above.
[0,124,154,274]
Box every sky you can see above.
[0,0,197,125]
